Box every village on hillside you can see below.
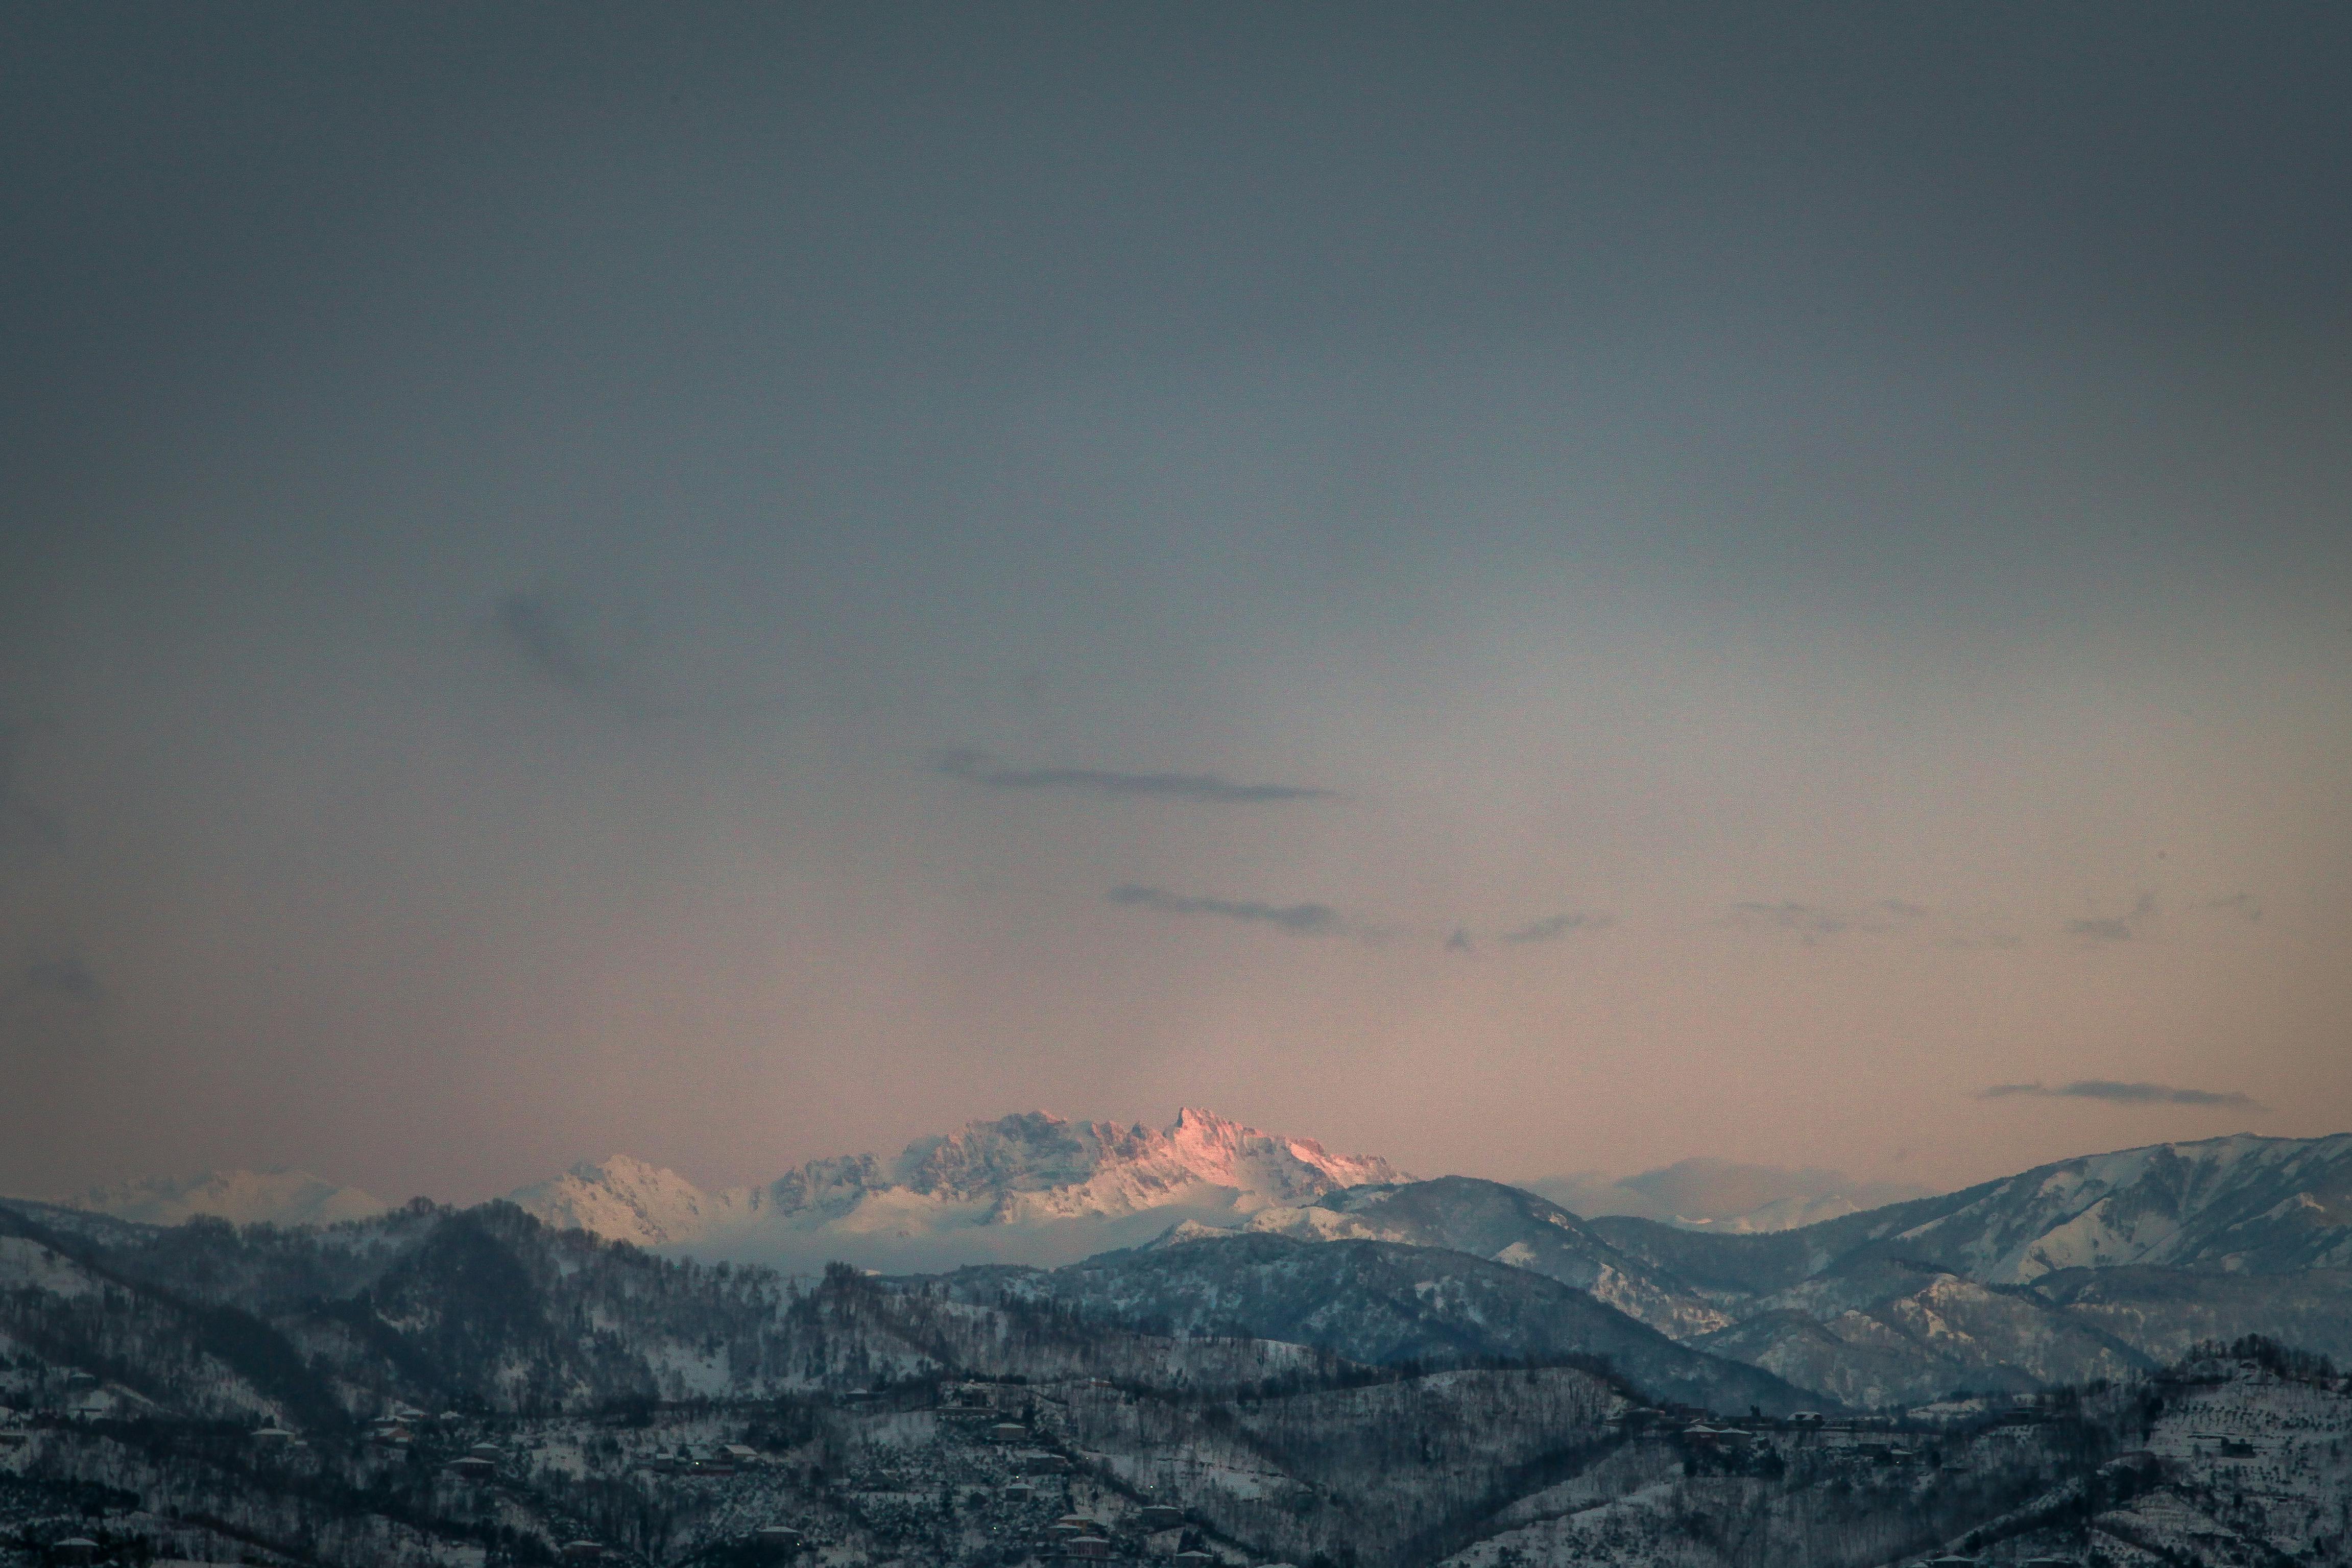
[7,1332,2351,1568]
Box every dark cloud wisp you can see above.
[0,721,63,850]
[25,956,100,1000]
[496,592,598,692]
[939,750,1336,805]
[1501,911,1610,945]
[1724,899,1935,944]
[2066,892,2158,944]
[1106,884,1341,935]
[5,953,101,1007]
[493,592,629,698]
[1980,1079,2264,1110]
[1727,902,1852,940]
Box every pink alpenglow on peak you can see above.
[503,1109,1406,1269]
[1162,1104,1402,1195]
[504,1155,750,1250]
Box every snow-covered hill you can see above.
[1560,1132,2352,1405]
[1217,1175,1735,1337]
[62,1168,390,1228]
[1886,1131,2352,1281]
[1527,1159,1936,1233]
[954,1229,1819,1415]
[506,1107,1406,1268]
[1591,1133,2352,1296]
[504,1154,750,1249]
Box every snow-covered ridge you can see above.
[19,1109,1402,1262]
[1893,1130,2352,1281]
[1525,1160,1936,1234]
[505,1155,751,1249]
[508,1107,1408,1263]
[61,1168,390,1228]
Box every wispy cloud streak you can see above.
[22,955,101,1000]
[0,721,63,850]
[1107,884,1341,934]
[2066,892,2157,944]
[494,591,617,695]
[2,950,103,1011]
[1723,900,1928,944]
[1980,1079,2263,1109]
[940,750,1335,804]
[1501,911,1610,944]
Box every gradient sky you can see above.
[4,3,2349,1207]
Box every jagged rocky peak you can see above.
[1166,1104,1402,1192]
[786,1105,1404,1214]
[890,1110,1133,1196]
[494,1106,1406,1257]
[765,1151,885,1213]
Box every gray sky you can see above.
[4,3,2348,1204]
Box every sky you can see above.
[3,3,2349,1207]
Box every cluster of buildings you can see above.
[644,1442,763,1476]
[1603,1402,1977,1466]
[364,1405,458,1449]
[444,1443,505,1479]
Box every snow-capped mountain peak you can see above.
[1164,1104,1399,1193]
[502,1108,1405,1266]
[839,1106,1406,1224]
[503,1155,738,1249]
[63,1168,389,1229]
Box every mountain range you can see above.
[51,1118,1910,1245]
[502,1107,1404,1269]
[60,1166,393,1228]
[55,1108,1407,1272]
[23,1116,2352,1411]
[1526,1158,1937,1231]
[16,1187,2324,1568]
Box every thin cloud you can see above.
[4,952,102,1009]
[1723,899,1935,946]
[0,720,63,850]
[1107,884,1341,935]
[1500,911,1609,945]
[938,750,1336,804]
[1945,932,2025,951]
[1445,927,1474,953]
[2066,892,2157,944]
[2205,892,2262,923]
[495,592,601,691]
[1980,1079,2263,1109]
[1728,902,1850,940]
[492,591,638,698]
[23,955,100,1000]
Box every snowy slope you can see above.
[1222,1175,1735,1337]
[1528,1159,1935,1233]
[1885,1132,2352,1282]
[1591,1133,2352,1295]
[62,1168,390,1228]
[505,1155,756,1249]
[505,1108,1406,1267]
[955,1231,1820,1414]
